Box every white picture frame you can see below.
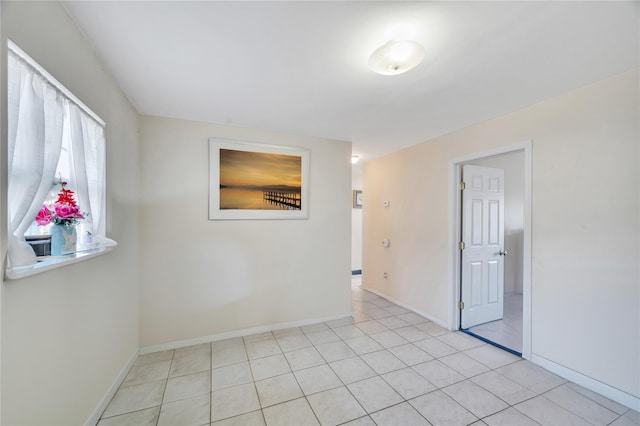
[209,138,310,220]
[353,190,363,208]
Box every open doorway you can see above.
[461,152,524,354]
[449,142,532,359]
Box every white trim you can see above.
[84,349,139,426]
[5,242,117,280]
[448,141,533,359]
[361,286,449,329]
[522,142,532,358]
[208,138,310,221]
[531,353,640,412]
[8,40,105,127]
[139,312,352,355]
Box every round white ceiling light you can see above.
[368,40,425,76]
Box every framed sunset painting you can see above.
[209,139,310,220]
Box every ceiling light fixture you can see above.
[368,39,425,76]
[351,155,360,164]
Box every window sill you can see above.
[5,241,117,280]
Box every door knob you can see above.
[499,250,508,256]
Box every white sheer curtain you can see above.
[7,50,65,267]
[68,104,107,237]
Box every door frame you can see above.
[448,141,532,359]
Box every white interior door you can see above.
[461,164,505,329]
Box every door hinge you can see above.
[458,301,464,310]
[459,182,466,190]
[459,241,465,250]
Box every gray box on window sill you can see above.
[26,235,51,257]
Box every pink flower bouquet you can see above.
[35,182,84,227]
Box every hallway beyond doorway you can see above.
[468,293,523,354]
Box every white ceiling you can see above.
[62,1,639,162]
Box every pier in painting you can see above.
[263,190,301,210]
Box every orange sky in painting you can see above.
[220,149,301,188]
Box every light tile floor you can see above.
[99,281,639,426]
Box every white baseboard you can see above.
[360,286,449,329]
[139,312,352,355]
[531,353,640,412]
[85,349,139,426]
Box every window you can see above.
[6,41,115,278]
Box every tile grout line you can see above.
[243,334,268,426]
[155,349,175,426]
[274,331,324,426]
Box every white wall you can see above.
[351,169,362,272]
[470,152,524,294]
[1,2,140,424]
[138,116,352,348]
[363,70,639,403]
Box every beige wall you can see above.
[138,116,352,348]
[363,70,639,401]
[1,2,140,425]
